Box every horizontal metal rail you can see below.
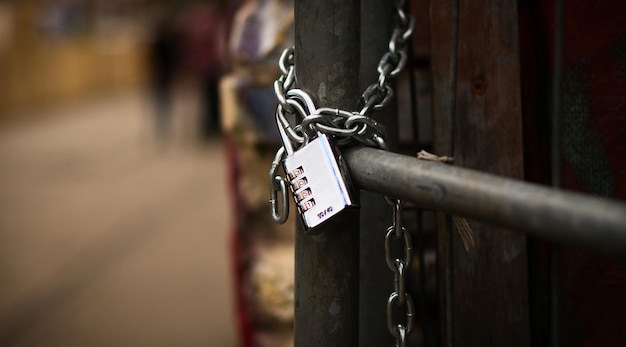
[344,147,626,259]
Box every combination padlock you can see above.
[277,90,356,231]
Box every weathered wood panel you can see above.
[451,0,529,345]
[429,0,459,345]
[431,0,530,345]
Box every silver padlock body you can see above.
[283,133,354,230]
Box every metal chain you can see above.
[269,2,416,345]
[271,1,414,146]
[270,0,414,219]
[385,198,415,347]
[360,0,414,117]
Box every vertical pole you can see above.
[293,1,360,346]
[359,1,396,346]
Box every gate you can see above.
[285,0,626,346]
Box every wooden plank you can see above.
[431,0,458,158]
[450,0,529,346]
[429,0,459,345]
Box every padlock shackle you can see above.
[286,89,317,115]
[286,89,322,141]
[276,88,319,155]
[276,110,296,155]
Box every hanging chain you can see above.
[269,2,415,345]
[360,0,415,117]
[385,198,415,347]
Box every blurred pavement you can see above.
[0,91,237,346]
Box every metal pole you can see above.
[344,147,626,259]
[294,1,360,346]
[359,0,396,346]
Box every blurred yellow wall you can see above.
[0,1,148,119]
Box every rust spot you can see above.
[471,78,487,95]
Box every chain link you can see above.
[360,2,414,116]
[385,198,415,347]
[269,147,288,224]
[269,3,416,345]
[270,3,414,143]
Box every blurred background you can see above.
[0,0,296,346]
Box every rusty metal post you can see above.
[293,1,361,346]
[358,0,397,346]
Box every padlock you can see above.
[277,90,356,232]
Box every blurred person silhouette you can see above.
[148,10,180,141]
[180,1,228,139]
[220,0,295,346]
